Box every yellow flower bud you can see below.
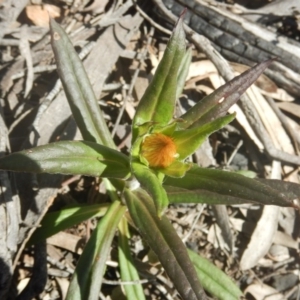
[141,133,177,168]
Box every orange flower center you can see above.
[141,133,177,168]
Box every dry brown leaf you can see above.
[47,232,83,254]
[277,101,300,118]
[246,84,298,183]
[195,84,214,95]
[187,60,217,80]
[149,51,159,73]
[240,205,280,270]
[55,277,70,299]
[269,244,290,262]
[246,85,289,150]
[280,104,300,154]
[26,4,61,27]
[186,76,215,90]
[47,244,64,261]
[125,100,136,120]
[245,282,285,300]
[273,231,298,250]
[240,161,281,270]
[279,207,297,236]
[134,75,149,106]
[229,217,244,232]
[260,88,294,102]
[208,72,223,89]
[207,223,230,251]
[229,103,264,150]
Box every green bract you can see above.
[132,18,186,140]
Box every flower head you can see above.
[141,133,177,168]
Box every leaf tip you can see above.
[174,8,186,31]
[49,18,61,41]
[157,206,167,219]
[179,8,187,20]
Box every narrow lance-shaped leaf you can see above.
[173,113,235,160]
[132,15,186,141]
[188,249,243,300]
[66,201,126,300]
[179,59,275,129]
[165,165,297,207]
[176,47,192,100]
[29,204,109,245]
[257,178,300,202]
[125,188,208,300]
[118,217,146,300]
[166,186,250,205]
[131,161,169,217]
[0,141,130,179]
[50,19,115,148]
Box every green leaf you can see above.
[173,113,235,160]
[257,178,300,203]
[166,186,250,205]
[179,59,275,129]
[131,161,168,217]
[165,165,297,207]
[0,141,130,179]
[161,160,191,178]
[176,47,192,99]
[125,188,207,300]
[118,217,146,300]
[132,16,186,141]
[50,19,115,148]
[66,201,126,300]
[188,249,243,300]
[29,204,108,245]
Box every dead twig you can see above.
[265,96,300,153]
[133,0,172,35]
[19,26,34,98]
